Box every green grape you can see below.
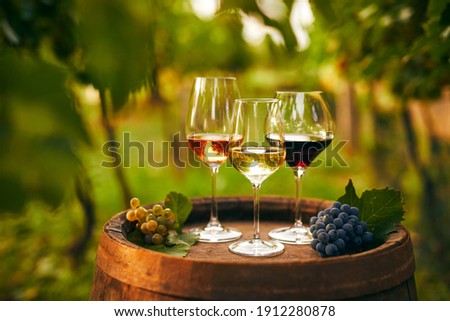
[136,206,147,223]
[164,220,174,229]
[130,197,140,210]
[152,233,164,245]
[140,222,151,235]
[129,199,179,246]
[152,204,164,216]
[157,225,168,236]
[146,213,157,222]
[146,220,158,232]
[163,208,173,219]
[126,210,136,222]
[156,216,166,225]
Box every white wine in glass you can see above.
[268,91,334,244]
[228,98,286,257]
[186,77,242,243]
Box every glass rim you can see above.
[275,90,323,94]
[234,98,279,103]
[194,76,237,80]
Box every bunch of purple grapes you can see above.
[309,202,374,257]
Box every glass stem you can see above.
[252,183,261,240]
[293,167,306,228]
[208,166,221,228]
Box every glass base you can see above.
[190,225,242,243]
[228,239,285,257]
[268,226,313,244]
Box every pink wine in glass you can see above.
[187,133,243,167]
[188,133,231,167]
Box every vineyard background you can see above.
[0,0,449,300]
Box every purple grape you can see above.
[311,239,320,250]
[362,231,374,244]
[333,238,346,252]
[333,217,343,229]
[349,206,360,217]
[340,204,351,213]
[328,229,338,242]
[354,224,364,236]
[316,242,326,253]
[332,201,342,209]
[338,212,349,223]
[318,232,330,244]
[326,223,337,231]
[325,243,339,257]
[315,222,326,231]
[330,207,341,217]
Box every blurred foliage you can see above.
[0,52,88,212]
[73,0,153,108]
[0,0,87,213]
[0,0,449,300]
[0,0,75,60]
[313,0,450,98]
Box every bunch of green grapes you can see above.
[126,197,177,245]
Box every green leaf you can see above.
[74,0,153,109]
[338,179,405,243]
[178,233,200,246]
[166,232,199,247]
[0,51,89,214]
[147,243,191,258]
[359,187,405,243]
[164,191,193,233]
[127,230,198,257]
[337,179,362,209]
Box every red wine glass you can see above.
[268,91,334,244]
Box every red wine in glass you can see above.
[268,91,334,245]
[283,134,332,169]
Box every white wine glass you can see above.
[186,77,242,242]
[268,91,334,244]
[228,98,286,257]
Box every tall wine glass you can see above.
[228,98,286,257]
[186,77,242,242]
[268,91,334,244]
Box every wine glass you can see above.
[268,91,334,244]
[228,98,286,257]
[186,77,242,242]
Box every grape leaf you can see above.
[178,233,200,246]
[166,231,199,246]
[127,230,198,257]
[338,179,405,243]
[164,191,193,233]
[146,243,191,257]
[337,179,362,209]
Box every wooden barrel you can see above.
[90,196,417,300]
